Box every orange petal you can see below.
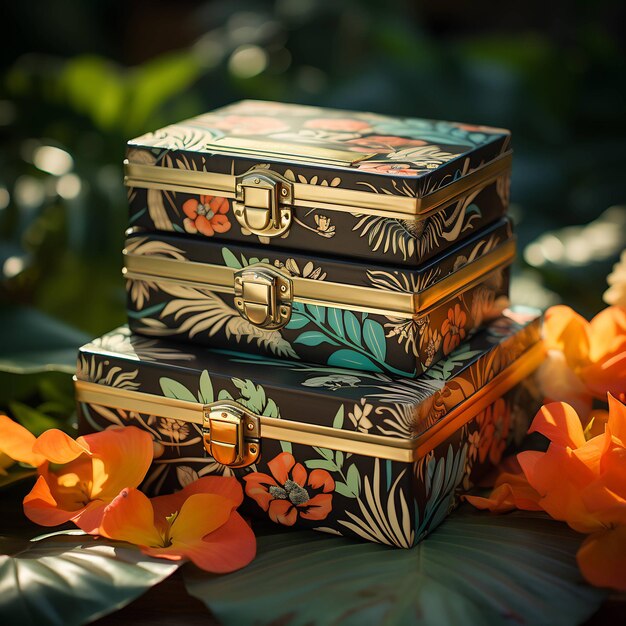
[170,493,234,543]
[182,198,199,220]
[528,402,586,449]
[33,429,89,464]
[268,499,297,526]
[577,526,626,591]
[582,352,626,402]
[308,469,335,493]
[607,393,626,445]
[0,414,45,467]
[268,452,296,485]
[23,475,84,526]
[542,305,591,368]
[195,215,215,237]
[211,215,231,234]
[99,487,162,546]
[82,427,154,500]
[291,462,307,486]
[143,512,256,573]
[72,500,110,535]
[300,493,333,521]
[588,305,626,362]
[465,472,543,513]
[152,476,244,529]
[243,472,277,513]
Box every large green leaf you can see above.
[185,508,606,626]
[0,307,89,374]
[0,533,180,626]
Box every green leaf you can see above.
[0,307,89,375]
[0,534,180,626]
[346,464,361,497]
[343,311,362,346]
[303,459,337,472]
[327,308,344,337]
[221,248,242,269]
[332,405,345,430]
[362,318,387,362]
[306,305,326,325]
[294,331,338,347]
[333,481,358,499]
[9,401,60,436]
[198,370,214,404]
[327,349,382,373]
[280,441,293,454]
[185,509,606,626]
[286,313,310,330]
[159,378,197,402]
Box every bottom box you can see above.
[76,307,544,548]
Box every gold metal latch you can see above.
[233,168,293,237]
[202,401,261,468]
[233,263,293,329]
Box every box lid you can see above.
[126,100,511,224]
[75,308,543,463]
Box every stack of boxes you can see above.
[76,101,543,547]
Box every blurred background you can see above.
[0,0,625,370]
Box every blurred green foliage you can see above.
[0,0,624,384]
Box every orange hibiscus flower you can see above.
[182,195,231,237]
[100,477,256,573]
[243,452,334,526]
[23,426,153,533]
[537,305,626,419]
[441,303,467,354]
[467,395,626,592]
[356,162,419,176]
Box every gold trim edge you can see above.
[122,239,515,320]
[123,152,512,219]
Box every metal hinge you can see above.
[202,401,261,468]
[233,168,293,237]
[233,263,293,329]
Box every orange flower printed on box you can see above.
[475,398,511,466]
[304,118,372,132]
[355,162,419,176]
[537,305,626,420]
[22,426,154,533]
[182,195,231,237]
[467,395,626,592]
[441,303,467,354]
[244,452,334,526]
[100,476,256,574]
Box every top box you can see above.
[125,100,511,267]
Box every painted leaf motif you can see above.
[0,535,179,626]
[362,319,387,362]
[185,509,605,626]
[159,377,197,402]
[286,313,310,330]
[327,350,382,373]
[343,311,362,346]
[306,305,326,325]
[327,308,344,337]
[176,465,199,487]
[221,248,242,269]
[198,370,214,404]
[294,331,338,347]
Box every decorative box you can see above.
[125,100,511,267]
[124,218,514,377]
[76,308,543,548]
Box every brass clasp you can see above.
[233,263,293,329]
[202,401,260,468]
[233,169,293,237]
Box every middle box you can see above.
[125,218,514,377]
